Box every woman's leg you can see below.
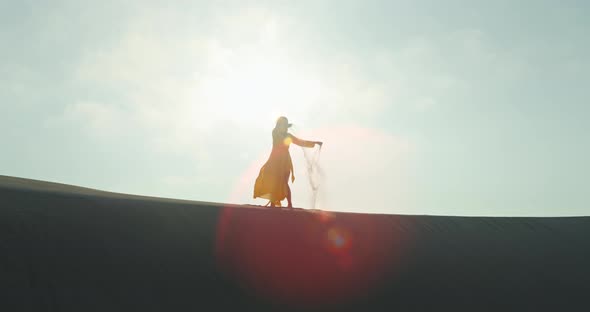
[286,183,293,208]
[269,178,279,207]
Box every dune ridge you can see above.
[1,175,588,311]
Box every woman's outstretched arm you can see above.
[289,134,322,148]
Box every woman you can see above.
[254,116,322,208]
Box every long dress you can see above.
[253,128,315,206]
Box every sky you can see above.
[1,0,588,216]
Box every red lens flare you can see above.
[215,206,407,308]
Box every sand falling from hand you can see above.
[301,141,324,209]
[291,126,325,209]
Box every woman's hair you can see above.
[275,116,291,128]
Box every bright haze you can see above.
[1,1,588,216]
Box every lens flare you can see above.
[327,227,351,252]
[215,206,407,308]
[283,136,292,146]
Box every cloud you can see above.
[63,4,404,149]
[61,101,128,139]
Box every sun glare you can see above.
[189,56,322,127]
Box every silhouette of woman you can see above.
[254,116,322,208]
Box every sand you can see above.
[1,175,588,311]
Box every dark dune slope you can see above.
[1,175,589,311]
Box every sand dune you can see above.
[1,175,588,311]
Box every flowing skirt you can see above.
[253,150,292,205]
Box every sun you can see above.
[188,52,322,128]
